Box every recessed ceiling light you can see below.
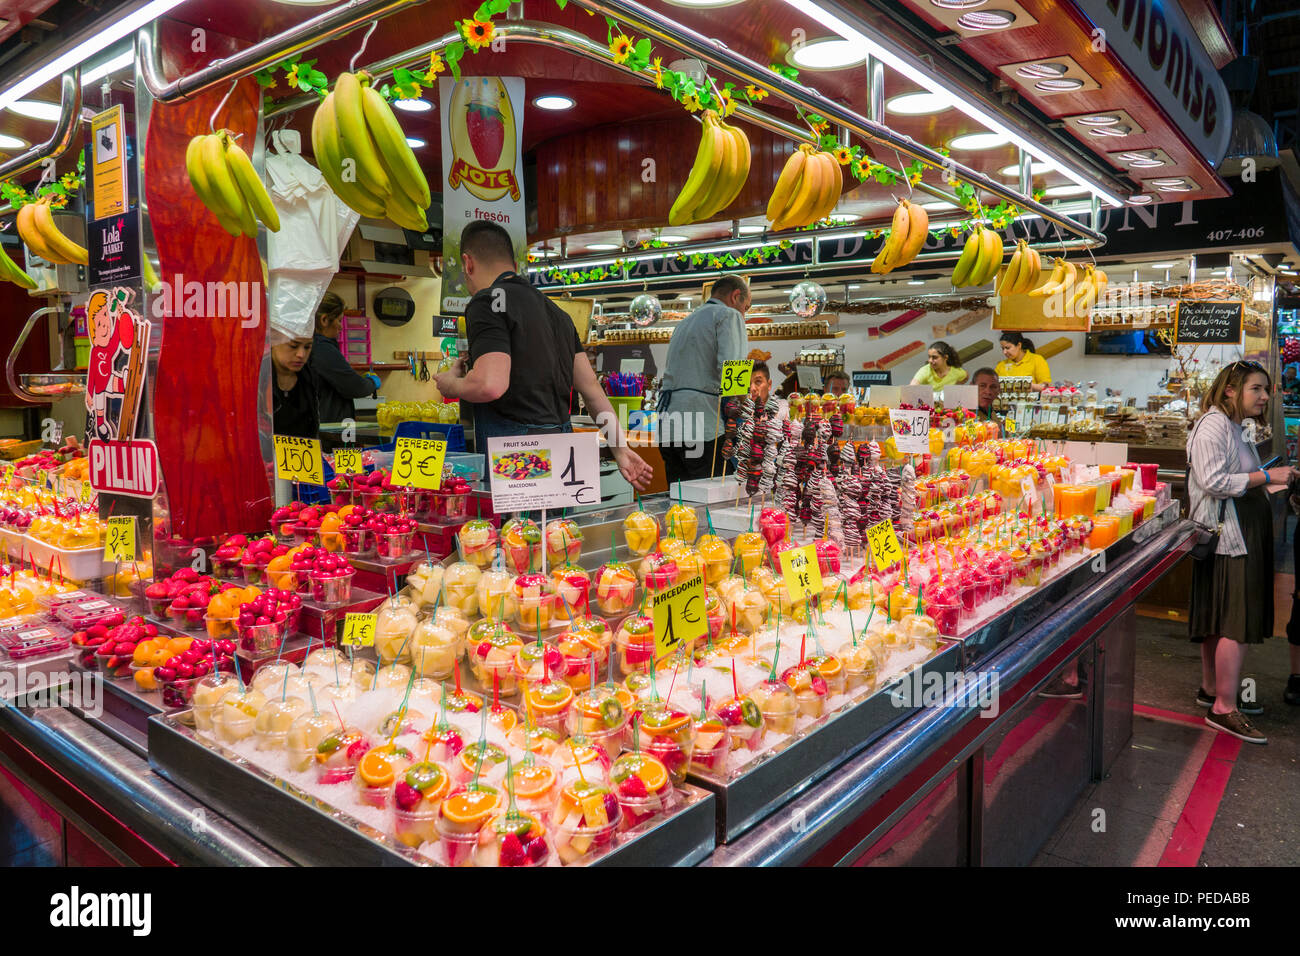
[392,98,433,113]
[586,243,620,251]
[1128,159,1163,168]
[885,91,951,115]
[932,0,987,7]
[0,133,27,149]
[788,38,866,70]
[1149,178,1184,186]
[848,284,862,289]
[1077,114,1120,126]
[7,99,62,122]
[1045,184,1089,197]
[405,137,426,148]
[1036,78,1084,92]
[657,234,689,242]
[908,279,926,285]
[998,161,1054,176]
[1089,125,1131,137]
[662,0,748,7]
[533,95,575,111]
[1016,62,1068,79]
[949,131,1010,150]
[1147,262,1175,268]
[957,9,1016,29]
[1127,195,1153,205]
[738,224,766,235]
[1158,183,1192,192]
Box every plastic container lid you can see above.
[53,597,125,629]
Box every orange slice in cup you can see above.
[358,749,396,788]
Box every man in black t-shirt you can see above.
[435,221,652,490]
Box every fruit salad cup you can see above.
[638,550,680,596]
[549,564,590,625]
[841,641,882,693]
[287,711,343,772]
[309,561,355,606]
[567,684,631,760]
[314,727,370,784]
[554,628,610,692]
[509,759,560,817]
[500,517,543,574]
[614,614,656,677]
[507,723,564,763]
[712,694,765,752]
[191,673,239,732]
[690,715,731,775]
[435,785,503,867]
[467,623,524,697]
[410,617,461,681]
[454,741,510,787]
[356,744,414,810]
[393,761,451,849]
[213,687,267,744]
[545,517,583,567]
[611,751,672,830]
[442,562,482,616]
[696,534,733,585]
[523,678,574,736]
[664,503,698,543]
[749,678,798,735]
[781,663,830,719]
[375,595,419,664]
[806,653,846,697]
[511,640,560,687]
[475,569,516,621]
[733,531,767,576]
[552,779,621,865]
[253,695,308,752]
[478,811,552,868]
[758,507,788,549]
[593,561,638,618]
[635,702,695,786]
[623,509,659,556]
[456,519,499,569]
[513,572,555,632]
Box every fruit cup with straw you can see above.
[393,758,451,849]
[712,658,766,752]
[612,722,672,829]
[545,516,583,567]
[500,516,543,574]
[748,636,799,735]
[690,679,730,774]
[623,498,659,556]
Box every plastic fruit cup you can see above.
[690,718,730,775]
[128,663,158,692]
[291,524,318,548]
[168,605,205,632]
[241,559,269,586]
[253,697,307,752]
[750,680,798,736]
[191,674,238,730]
[204,613,238,640]
[214,558,243,581]
[552,803,620,865]
[238,619,290,655]
[617,787,670,831]
[311,569,355,605]
[925,597,961,637]
[514,592,554,633]
[339,526,373,556]
[329,487,353,509]
[360,490,398,513]
[510,763,560,817]
[615,633,655,678]
[376,529,415,560]
[146,595,171,618]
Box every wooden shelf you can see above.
[587,330,844,348]
[352,363,409,371]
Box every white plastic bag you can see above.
[265,129,359,339]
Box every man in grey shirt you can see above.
[658,275,750,486]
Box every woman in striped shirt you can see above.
[1187,361,1296,744]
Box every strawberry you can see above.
[525,836,548,863]
[498,833,526,867]
[619,775,648,799]
[394,782,422,812]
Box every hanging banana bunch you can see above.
[16,196,88,266]
[0,239,36,289]
[994,239,1042,295]
[186,130,281,237]
[312,71,432,231]
[669,110,751,226]
[950,224,1004,288]
[765,143,841,231]
[870,198,930,274]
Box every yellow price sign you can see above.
[864,520,904,571]
[778,544,823,604]
[103,516,136,563]
[720,360,754,398]
[652,574,708,661]
[341,613,377,647]
[333,447,365,475]
[392,437,446,491]
[1004,419,1017,434]
[274,435,324,484]
[79,481,93,504]
[2,464,13,485]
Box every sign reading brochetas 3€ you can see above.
[439,76,527,313]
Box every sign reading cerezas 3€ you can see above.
[439,76,527,314]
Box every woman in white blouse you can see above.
[1187,361,1295,744]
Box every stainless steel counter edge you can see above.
[0,703,290,866]
[701,518,1196,867]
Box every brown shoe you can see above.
[1205,710,1267,745]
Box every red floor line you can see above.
[1158,732,1242,867]
[1133,703,1208,728]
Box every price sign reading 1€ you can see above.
[720,360,754,397]
[652,574,708,661]
[779,544,823,604]
[274,435,324,484]
[333,447,364,475]
[341,613,377,647]
[1004,419,1017,434]
[103,516,136,563]
[865,520,904,571]
[392,437,447,490]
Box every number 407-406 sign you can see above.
[486,432,601,512]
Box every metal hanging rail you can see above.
[0,69,82,184]
[135,0,423,103]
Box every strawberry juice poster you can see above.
[439,76,527,313]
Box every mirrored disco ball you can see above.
[789,280,827,319]
[629,293,663,327]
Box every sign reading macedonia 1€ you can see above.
[439,76,527,314]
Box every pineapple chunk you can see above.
[580,793,608,829]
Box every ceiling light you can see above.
[885,91,951,115]
[1149,178,1185,186]
[533,95,575,111]
[1089,125,1131,137]
[82,49,134,87]
[405,137,426,148]
[1045,184,1089,197]
[1016,62,1067,79]
[779,0,1124,207]
[662,0,749,7]
[1077,114,1119,126]
[788,38,866,71]
[738,224,766,235]
[998,161,1054,176]
[6,100,61,122]
[0,133,27,149]
[1158,184,1193,192]
[657,234,689,242]
[1127,195,1153,205]
[392,98,433,113]
[957,9,1016,29]
[921,200,958,209]
[949,131,1010,150]
[908,279,926,285]
[1036,78,1084,92]
[586,243,620,251]
[932,0,987,6]
[848,284,862,289]
[0,0,189,114]
[1147,262,1175,268]
[827,214,859,223]
[1128,159,1163,168]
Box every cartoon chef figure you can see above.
[85,288,136,440]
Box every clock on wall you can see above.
[373,287,416,327]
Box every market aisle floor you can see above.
[1034,606,1300,867]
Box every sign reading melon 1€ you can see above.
[341,613,376,647]
[439,75,527,314]
[652,574,708,660]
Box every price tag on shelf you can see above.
[779,544,823,604]
[720,360,754,397]
[652,574,708,661]
[103,516,136,563]
[392,437,446,491]
[274,435,324,485]
[341,613,377,647]
[333,447,365,475]
[865,520,904,571]
[2,464,13,485]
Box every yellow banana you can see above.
[811,151,843,224]
[1028,257,1065,297]
[694,114,737,221]
[32,199,88,265]
[1071,273,1098,316]
[998,241,1024,295]
[669,111,723,226]
[313,93,389,219]
[362,81,431,209]
[222,132,280,232]
[971,228,1002,286]
[187,135,241,236]
[334,71,392,199]
[719,119,751,211]
[16,202,58,263]
[0,241,35,288]
[385,187,429,232]
[951,226,983,287]
[877,199,911,274]
[767,145,809,225]
[1019,246,1042,294]
[775,146,825,230]
[200,133,250,234]
[896,199,928,266]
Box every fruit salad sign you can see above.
[888,408,930,454]
[439,76,527,313]
[652,574,708,660]
[487,433,600,511]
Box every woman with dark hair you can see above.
[911,341,967,388]
[1188,360,1296,743]
[310,290,377,424]
[271,335,319,440]
[995,331,1051,390]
